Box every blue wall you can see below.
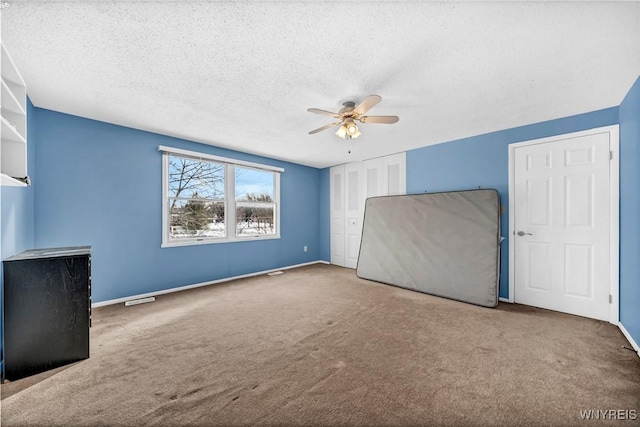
[619,76,640,347]
[0,98,37,374]
[405,107,619,299]
[33,108,321,303]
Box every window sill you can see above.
[161,234,281,248]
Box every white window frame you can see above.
[160,146,283,248]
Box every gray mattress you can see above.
[356,189,501,307]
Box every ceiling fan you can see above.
[307,95,399,139]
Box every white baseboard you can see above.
[92,260,330,308]
[618,322,640,358]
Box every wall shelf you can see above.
[1,116,26,145]
[1,79,26,116]
[1,43,28,186]
[1,173,27,187]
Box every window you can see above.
[235,167,276,237]
[168,157,226,239]
[160,146,282,247]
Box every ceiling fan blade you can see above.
[354,95,382,115]
[359,115,399,124]
[307,108,341,118]
[309,121,343,134]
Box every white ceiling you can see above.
[2,1,639,169]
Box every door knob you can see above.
[517,230,532,236]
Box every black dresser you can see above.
[2,246,91,381]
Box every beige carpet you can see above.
[2,264,639,426]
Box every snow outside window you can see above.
[235,166,277,237]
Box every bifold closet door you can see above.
[330,153,406,269]
[330,165,345,266]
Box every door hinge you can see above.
[610,151,613,160]
[609,294,613,304]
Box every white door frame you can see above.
[508,125,620,324]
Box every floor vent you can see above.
[267,271,284,276]
[124,297,156,306]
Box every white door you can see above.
[363,152,406,199]
[330,153,407,270]
[330,165,345,266]
[513,132,611,320]
[382,152,406,196]
[344,162,364,269]
[363,158,382,199]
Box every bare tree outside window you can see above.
[168,156,225,239]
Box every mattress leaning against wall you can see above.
[356,189,501,307]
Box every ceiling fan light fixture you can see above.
[335,120,361,140]
[347,125,361,139]
[345,119,361,139]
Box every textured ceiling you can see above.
[2,1,639,168]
